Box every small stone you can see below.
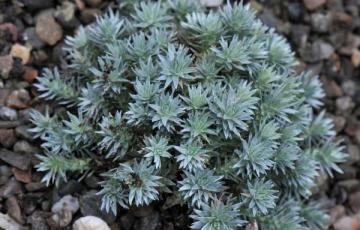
[80,191,116,224]
[337,179,360,192]
[0,166,12,178]
[333,215,360,230]
[0,176,8,185]
[15,125,34,141]
[32,50,48,65]
[42,200,51,211]
[335,165,357,180]
[333,116,346,132]
[35,12,63,46]
[259,10,279,29]
[25,182,46,192]
[0,23,18,41]
[9,44,31,65]
[80,8,101,24]
[200,0,223,7]
[23,193,40,215]
[347,144,360,164]
[0,148,31,171]
[327,0,343,11]
[0,107,17,121]
[356,130,360,145]
[22,67,38,83]
[75,0,86,10]
[73,216,111,230]
[51,195,80,214]
[0,129,16,148]
[245,221,259,230]
[330,205,345,225]
[6,89,31,109]
[291,24,310,48]
[287,2,303,22]
[0,89,11,106]
[336,96,355,114]
[23,27,44,49]
[340,34,360,56]
[345,118,360,137]
[331,11,353,24]
[85,0,102,7]
[0,121,23,129]
[310,13,331,33]
[316,40,335,60]
[341,80,356,96]
[351,49,360,68]
[49,211,73,228]
[0,55,14,79]
[22,0,55,11]
[0,213,23,230]
[13,140,37,154]
[301,40,334,62]
[18,108,34,123]
[55,1,79,30]
[27,211,49,230]
[303,0,326,11]
[349,191,360,212]
[11,167,31,183]
[0,178,23,198]
[5,196,25,224]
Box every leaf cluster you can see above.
[31,1,346,229]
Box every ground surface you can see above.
[0,0,359,229]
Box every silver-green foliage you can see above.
[31,1,346,229]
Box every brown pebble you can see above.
[35,12,63,45]
[10,44,31,64]
[22,67,38,82]
[321,78,343,98]
[351,50,360,68]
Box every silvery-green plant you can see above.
[31,1,346,229]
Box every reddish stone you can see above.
[11,167,32,183]
[22,67,38,82]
